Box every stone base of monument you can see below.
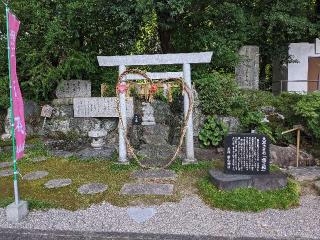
[209,169,287,191]
[6,201,29,223]
[75,147,115,160]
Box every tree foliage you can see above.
[0,0,319,110]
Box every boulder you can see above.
[270,144,315,167]
[217,116,240,133]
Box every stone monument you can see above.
[235,46,260,90]
[209,133,287,191]
[88,124,107,149]
[141,102,155,126]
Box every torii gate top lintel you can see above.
[97,52,213,67]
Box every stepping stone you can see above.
[127,207,157,224]
[78,183,107,195]
[0,162,13,168]
[23,171,49,181]
[132,169,177,182]
[44,178,72,189]
[286,166,320,182]
[120,183,174,196]
[31,156,48,163]
[0,169,14,177]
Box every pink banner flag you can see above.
[8,11,26,160]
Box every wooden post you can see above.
[296,128,300,167]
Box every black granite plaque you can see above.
[224,133,270,174]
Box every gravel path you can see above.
[0,195,319,239]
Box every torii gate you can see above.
[97,52,213,165]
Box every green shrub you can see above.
[294,92,320,140]
[199,116,228,147]
[195,71,239,116]
[239,111,275,142]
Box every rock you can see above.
[314,181,320,192]
[270,144,315,167]
[209,169,288,191]
[31,156,48,163]
[52,98,73,106]
[193,88,206,137]
[50,150,73,158]
[1,108,11,140]
[150,100,173,124]
[0,162,13,168]
[77,183,107,195]
[0,169,14,177]
[132,169,177,182]
[138,144,177,162]
[23,171,49,181]
[74,147,115,160]
[44,179,72,189]
[217,116,240,133]
[285,166,320,182]
[24,100,40,119]
[120,183,174,195]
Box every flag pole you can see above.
[6,4,20,206]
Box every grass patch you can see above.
[198,177,300,212]
[0,197,57,210]
[170,160,215,173]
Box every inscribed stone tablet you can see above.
[224,133,270,174]
[55,80,91,98]
[73,97,134,118]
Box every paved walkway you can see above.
[0,195,320,239]
[0,228,316,240]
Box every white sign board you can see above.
[73,97,134,118]
[316,38,320,54]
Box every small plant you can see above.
[199,116,228,147]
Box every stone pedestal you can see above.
[209,169,287,191]
[6,201,29,223]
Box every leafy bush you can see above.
[199,116,228,147]
[195,71,239,116]
[294,92,320,140]
[239,111,275,142]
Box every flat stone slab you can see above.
[50,150,73,158]
[127,207,157,224]
[74,147,115,160]
[0,162,13,168]
[132,169,177,182]
[23,171,49,181]
[120,183,174,196]
[44,179,72,189]
[209,169,287,191]
[31,157,48,163]
[285,166,320,182]
[78,183,107,195]
[0,169,14,177]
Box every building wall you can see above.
[288,42,320,92]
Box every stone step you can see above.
[131,169,177,182]
[0,162,13,169]
[120,183,174,196]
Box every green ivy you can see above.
[199,116,228,147]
